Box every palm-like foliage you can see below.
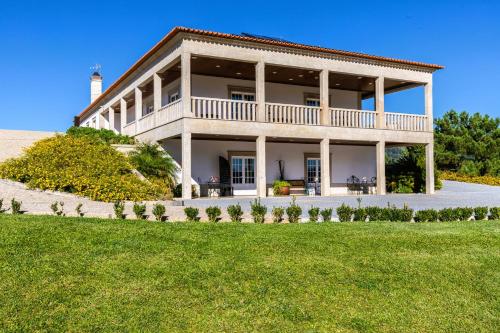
[129,143,178,188]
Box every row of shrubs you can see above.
[336,203,499,222]
[3,197,500,223]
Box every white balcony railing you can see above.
[265,103,320,125]
[137,112,155,133]
[191,97,256,121]
[329,108,376,129]
[157,99,183,126]
[385,112,427,131]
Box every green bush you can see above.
[0,135,161,202]
[184,207,199,222]
[206,206,222,223]
[227,204,243,223]
[50,201,65,216]
[250,199,267,223]
[75,203,85,217]
[395,205,414,222]
[456,207,473,221]
[414,209,439,222]
[353,208,367,222]
[66,126,135,145]
[438,208,456,222]
[320,208,333,222]
[308,206,320,223]
[365,206,382,221]
[11,199,22,215]
[152,203,166,221]
[474,207,488,221]
[286,197,302,223]
[272,180,291,195]
[490,207,500,220]
[0,199,7,213]
[129,143,178,193]
[272,207,285,223]
[114,201,125,219]
[337,204,353,222]
[133,202,147,220]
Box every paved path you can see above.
[1,179,499,220]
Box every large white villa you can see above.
[76,27,443,199]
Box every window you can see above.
[305,98,320,107]
[231,156,255,184]
[169,91,179,103]
[231,91,255,102]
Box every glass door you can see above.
[306,158,321,194]
[231,156,255,190]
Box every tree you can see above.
[128,143,179,188]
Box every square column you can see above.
[320,138,331,196]
[256,135,266,197]
[109,107,115,132]
[135,87,142,122]
[120,98,127,132]
[255,61,266,122]
[182,132,192,200]
[425,143,435,194]
[425,80,433,132]
[375,76,385,129]
[153,73,162,111]
[181,52,192,117]
[376,140,386,195]
[320,69,329,125]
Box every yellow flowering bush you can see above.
[440,171,500,186]
[0,135,162,202]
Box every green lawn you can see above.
[0,215,499,332]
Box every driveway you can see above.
[182,181,500,216]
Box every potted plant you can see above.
[273,180,291,196]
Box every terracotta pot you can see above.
[279,186,290,196]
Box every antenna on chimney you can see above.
[90,64,102,76]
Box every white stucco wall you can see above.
[162,139,375,195]
[191,74,359,108]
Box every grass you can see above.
[0,215,499,332]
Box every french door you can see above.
[231,156,255,190]
[306,158,321,193]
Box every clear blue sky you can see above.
[1,0,499,131]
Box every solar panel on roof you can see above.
[240,32,291,43]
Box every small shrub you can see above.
[184,207,199,222]
[353,208,367,222]
[366,206,382,221]
[152,203,166,221]
[337,203,353,222]
[227,204,244,223]
[308,206,320,223]
[320,208,333,222]
[272,207,285,223]
[456,207,473,221]
[0,199,7,213]
[438,208,455,222]
[206,206,222,223]
[379,207,394,221]
[272,180,291,195]
[490,207,500,220]
[414,209,438,222]
[75,203,85,217]
[286,197,302,223]
[50,201,65,216]
[396,204,414,222]
[474,207,488,221]
[250,199,267,223]
[114,201,125,219]
[133,202,147,220]
[11,198,22,215]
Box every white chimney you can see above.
[90,71,102,103]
